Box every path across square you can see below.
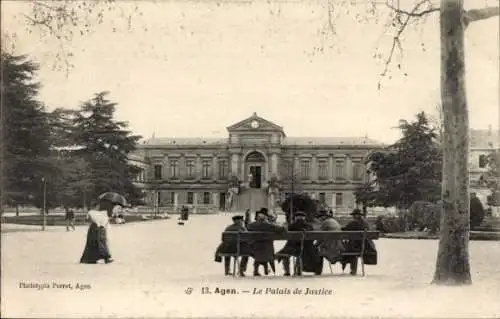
[2,214,500,318]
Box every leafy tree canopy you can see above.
[355,111,442,209]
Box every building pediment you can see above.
[227,112,285,135]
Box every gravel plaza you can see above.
[2,214,500,318]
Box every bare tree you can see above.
[369,0,498,285]
[6,0,499,285]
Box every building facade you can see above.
[469,128,499,207]
[131,113,384,213]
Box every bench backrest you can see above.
[221,230,379,241]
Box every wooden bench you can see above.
[220,230,379,277]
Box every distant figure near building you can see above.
[181,205,189,221]
[65,208,75,231]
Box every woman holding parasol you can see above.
[79,192,129,264]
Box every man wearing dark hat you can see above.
[214,215,251,276]
[247,209,287,276]
[276,211,322,276]
[341,208,377,275]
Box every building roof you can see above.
[143,136,383,146]
[144,137,228,146]
[470,129,499,149]
[282,136,383,146]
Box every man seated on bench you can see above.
[341,208,378,275]
[315,209,344,266]
[214,215,252,276]
[247,210,287,276]
[276,211,322,276]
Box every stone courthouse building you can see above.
[131,113,384,213]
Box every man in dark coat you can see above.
[276,212,323,276]
[247,210,287,276]
[180,205,189,221]
[65,208,76,231]
[341,208,378,275]
[214,215,252,276]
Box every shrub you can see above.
[470,196,485,229]
[375,214,404,233]
[408,201,440,234]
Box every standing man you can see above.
[247,210,286,276]
[65,208,75,231]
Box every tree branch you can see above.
[379,0,433,80]
[385,1,439,17]
[464,6,500,24]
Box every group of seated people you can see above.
[214,207,377,277]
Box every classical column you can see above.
[212,192,218,209]
[331,192,336,211]
[294,154,299,172]
[240,156,245,181]
[162,155,169,179]
[271,153,278,176]
[328,153,334,182]
[264,162,269,183]
[179,154,185,181]
[174,192,179,210]
[311,153,318,181]
[196,154,202,180]
[212,155,218,180]
[231,153,239,177]
[345,155,353,181]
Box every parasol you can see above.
[98,192,129,207]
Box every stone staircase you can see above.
[231,188,268,212]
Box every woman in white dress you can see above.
[79,199,115,264]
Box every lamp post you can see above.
[42,177,47,231]
[248,173,253,212]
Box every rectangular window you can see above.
[170,192,175,205]
[353,162,364,181]
[218,160,228,179]
[202,159,211,179]
[319,192,326,203]
[318,160,328,180]
[300,159,311,179]
[186,159,195,178]
[479,155,488,168]
[335,160,345,180]
[203,192,210,204]
[154,165,162,180]
[187,192,194,204]
[335,192,343,207]
[170,159,179,178]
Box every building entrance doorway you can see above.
[245,151,266,189]
[249,166,262,188]
[219,192,226,211]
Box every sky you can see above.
[2,0,499,144]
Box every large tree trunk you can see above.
[432,0,471,285]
